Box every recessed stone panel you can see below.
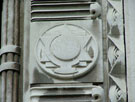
[29,20,103,83]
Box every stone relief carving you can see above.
[109,85,126,102]
[30,84,104,102]
[92,87,105,102]
[31,1,101,21]
[29,0,103,84]
[0,0,129,102]
[107,0,126,101]
[90,2,102,19]
[0,0,20,102]
[35,24,98,79]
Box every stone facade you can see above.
[0,0,134,102]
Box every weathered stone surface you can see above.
[30,84,104,102]
[29,21,103,82]
[0,0,131,102]
[124,0,135,101]
[107,0,126,101]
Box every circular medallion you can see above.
[35,24,98,79]
[51,36,81,61]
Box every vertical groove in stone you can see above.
[1,72,7,102]
[6,71,13,102]
[13,0,20,102]
[7,0,14,45]
[13,72,19,102]
[14,0,19,46]
[1,0,8,102]
[6,0,15,101]
[102,0,109,101]
[1,0,8,46]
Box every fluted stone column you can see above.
[0,0,20,102]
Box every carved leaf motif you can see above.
[107,0,126,101]
[108,46,119,67]
[108,0,122,13]
[109,85,126,102]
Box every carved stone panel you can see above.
[23,1,105,102]
[22,0,127,102]
[0,0,129,102]
[29,19,103,83]
[35,24,98,79]
[26,1,104,86]
[107,0,127,101]
[30,84,104,102]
